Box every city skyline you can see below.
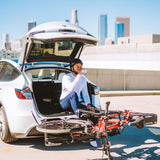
[71,9,79,25]
[115,17,130,44]
[0,0,160,49]
[116,17,130,37]
[28,21,36,32]
[98,14,108,45]
[115,22,124,44]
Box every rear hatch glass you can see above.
[26,40,83,63]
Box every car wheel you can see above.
[0,106,17,143]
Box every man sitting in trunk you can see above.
[60,58,93,116]
[60,58,98,147]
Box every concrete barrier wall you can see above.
[125,70,160,90]
[85,68,160,90]
[82,43,160,54]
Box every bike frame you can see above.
[35,102,157,160]
[94,110,131,132]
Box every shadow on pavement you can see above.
[12,136,96,151]
[12,126,160,160]
[108,126,160,160]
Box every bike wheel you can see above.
[129,111,157,128]
[36,119,92,134]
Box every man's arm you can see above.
[62,74,83,92]
[81,81,91,106]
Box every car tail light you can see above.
[15,89,32,99]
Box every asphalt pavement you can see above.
[0,94,160,160]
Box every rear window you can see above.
[26,68,70,80]
[30,41,76,57]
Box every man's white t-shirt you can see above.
[60,72,91,106]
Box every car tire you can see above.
[0,106,17,143]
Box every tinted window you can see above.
[0,62,5,79]
[0,62,20,81]
[0,62,4,74]
[30,41,76,57]
[26,68,69,80]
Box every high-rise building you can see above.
[71,9,78,25]
[28,21,36,31]
[3,33,11,50]
[115,22,124,44]
[11,39,23,52]
[116,17,130,37]
[98,14,108,45]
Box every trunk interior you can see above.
[32,80,73,116]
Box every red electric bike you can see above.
[36,101,157,160]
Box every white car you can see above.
[0,21,100,143]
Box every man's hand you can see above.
[79,68,87,75]
[87,104,95,112]
[87,104,92,108]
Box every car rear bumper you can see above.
[8,114,38,138]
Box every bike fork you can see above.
[100,133,112,160]
[101,101,113,160]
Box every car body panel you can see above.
[0,22,100,140]
[27,21,97,43]
[19,22,97,67]
[0,74,35,136]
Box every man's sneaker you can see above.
[90,140,98,148]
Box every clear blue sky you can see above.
[0,0,160,49]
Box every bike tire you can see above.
[130,112,157,124]
[36,119,91,134]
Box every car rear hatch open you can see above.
[18,22,98,70]
[18,22,98,140]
